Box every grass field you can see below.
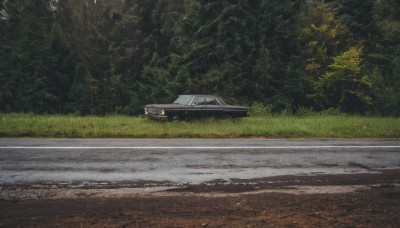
[0,113,399,138]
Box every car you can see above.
[144,95,249,120]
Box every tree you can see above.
[1,0,399,116]
[369,67,399,115]
[298,1,353,109]
[177,0,257,98]
[319,47,372,113]
[108,0,187,114]
[363,0,400,115]
[170,0,306,112]
[0,0,77,113]
[55,0,121,114]
[328,0,377,39]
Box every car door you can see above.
[205,96,223,117]
[191,96,209,118]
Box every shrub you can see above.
[296,106,316,116]
[250,103,273,117]
[320,108,342,116]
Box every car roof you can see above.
[180,94,219,98]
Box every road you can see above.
[1,138,400,227]
[1,138,399,188]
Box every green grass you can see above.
[0,113,399,138]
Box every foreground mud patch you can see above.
[1,170,399,227]
[0,187,399,227]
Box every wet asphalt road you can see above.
[1,139,400,187]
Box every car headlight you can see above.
[161,109,165,116]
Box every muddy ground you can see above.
[1,170,399,227]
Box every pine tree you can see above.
[0,0,74,113]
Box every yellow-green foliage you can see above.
[0,113,399,138]
[319,46,372,113]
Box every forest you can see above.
[0,0,399,115]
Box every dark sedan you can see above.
[144,95,249,120]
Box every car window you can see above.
[173,95,194,105]
[196,96,207,105]
[216,97,227,105]
[206,97,218,105]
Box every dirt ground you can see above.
[1,170,399,227]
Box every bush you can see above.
[296,106,316,116]
[320,108,342,116]
[250,103,273,117]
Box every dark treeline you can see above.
[1,0,399,115]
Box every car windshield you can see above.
[173,95,194,105]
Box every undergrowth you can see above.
[0,113,399,138]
